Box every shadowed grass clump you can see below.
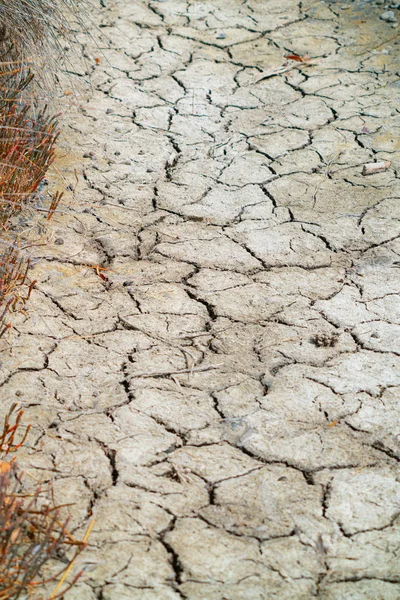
[0,405,91,600]
[0,0,80,67]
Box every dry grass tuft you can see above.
[0,245,32,338]
[0,4,90,599]
[0,65,62,338]
[0,405,90,600]
[0,103,60,225]
[0,0,80,68]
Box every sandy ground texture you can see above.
[1,0,400,598]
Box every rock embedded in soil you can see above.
[380,9,397,21]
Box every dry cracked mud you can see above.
[1,0,400,598]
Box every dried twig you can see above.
[131,364,223,378]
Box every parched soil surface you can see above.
[1,0,400,598]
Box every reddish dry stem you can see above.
[0,408,88,599]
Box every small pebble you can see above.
[216,33,226,39]
[54,238,64,245]
[380,10,397,21]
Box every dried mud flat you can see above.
[1,0,400,598]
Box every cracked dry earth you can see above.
[1,0,400,598]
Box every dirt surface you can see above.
[1,0,400,598]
